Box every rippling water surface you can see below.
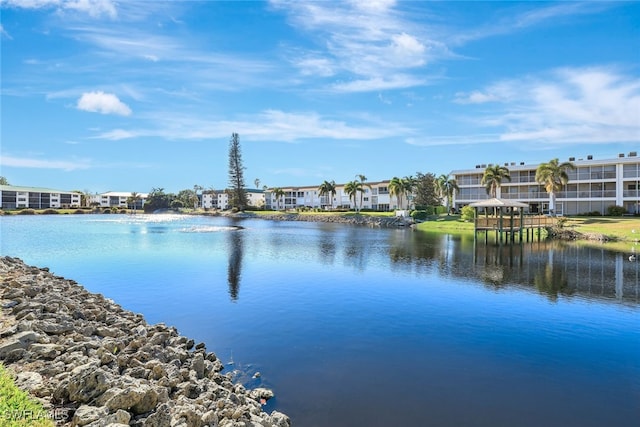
[1,214,639,427]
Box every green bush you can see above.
[410,210,429,221]
[435,205,449,215]
[414,206,437,215]
[606,205,628,216]
[17,209,36,215]
[73,209,85,214]
[460,205,475,222]
[42,209,59,215]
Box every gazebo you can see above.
[469,198,555,243]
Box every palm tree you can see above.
[535,158,576,216]
[254,178,261,189]
[388,177,405,210]
[272,187,285,210]
[436,174,459,215]
[481,164,511,198]
[344,180,361,211]
[355,174,372,211]
[192,185,203,209]
[402,175,416,210]
[318,180,336,210]
[127,192,142,212]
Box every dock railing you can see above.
[475,215,556,230]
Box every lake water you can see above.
[1,214,639,426]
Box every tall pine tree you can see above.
[228,132,247,210]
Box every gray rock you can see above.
[30,343,62,359]
[3,300,19,309]
[192,352,205,379]
[72,405,109,426]
[142,402,172,427]
[269,411,291,427]
[63,363,111,403]
[86,409,131,427]
[249,388,275,401]
[37,319,74,334]
[14,371,44,393]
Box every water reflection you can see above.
[227,229,244,301]
[343,227,367,271]
[376,228,639,303]
[533,262,570,301]
[317,225,337,265]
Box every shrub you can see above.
[410,210,429,221]
[0,364,54,427]
[460,205,475,222]
[73,209,85,214]
[606,205,628,216]
[102,209,111,214]
[42,209,59,215]
[17,209,36,215]
[435,206,449,215]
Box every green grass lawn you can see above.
[560,216,640,253]
[415,214,474,233]
[562,216,639,240]
[0,365,54,427]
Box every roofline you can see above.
[0,184,82,194]
[450,153,639,174]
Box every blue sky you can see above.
[1,0,639,194]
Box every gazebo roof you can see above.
[468,198,529,208]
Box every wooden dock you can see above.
[474,214,557,244]
[469,198,557,244]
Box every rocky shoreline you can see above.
[0,256,290,427]
[218,211,413,228]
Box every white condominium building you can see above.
[451,152,640,215]
[265,181,395,211]
[0,185,82,209]
[89,192,148,209]
[201,189,267,210]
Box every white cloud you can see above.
[406,134,499,147]
[349,0,396,14]
[295,57,335,77]
[77,91,132,116]
[4,0,117,18]
[0,154,92,171]
[390,33,425,66]
[455,67,640,145]
[272,0,436,91]
[0,24,13,39]
[454,91,500,104]
[452,2,615,45]
[331,75,427,93]
[3,0,60,8]
[64,0,116,19]
[91,109,411,143]
[95,129,137,140]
